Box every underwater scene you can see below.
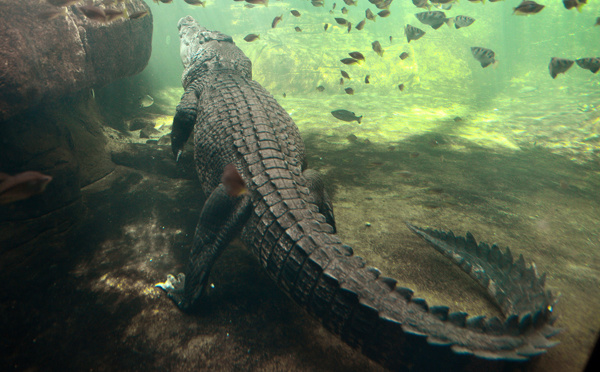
[1,0,599,371]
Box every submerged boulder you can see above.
[0,0,152,120]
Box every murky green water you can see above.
[136,1,600,371]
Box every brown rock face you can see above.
[0,0,152,120]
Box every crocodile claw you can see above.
[156,273,187,308]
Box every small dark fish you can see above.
[340,77,344,85]
[341,7,348,14]
[563,0,587,10]
[332,2,337,10]
[341,58,359,65]
[222,164,247,197]
[78,5,107,22]
[389,36,393,44]
[341,70,351,79]
[372,0,393,9]
[344,0,357,5]
[290,10,301,17]
[366,9,376,21]
[246,0,268,6]
[184,0,206,6]
[488,0,504,2]
[453,15,475,29]
[433,3,453,9]
[365,75,370,84]
[398,84,405,91]
[576,57,600,74]
[399,52,409,60]
[244,34,260,42]
[405,24,426,43]
[335,17,348,25]
[513,1,545,15]
[471,46,497,68]
[283,93,286,98]
[345,87,354,95]
[324,23,329,31]
[129,10,149,19]
[295,27,302,32]
[331,109,362,123]
[159,0,173,3]
[596,17,600,26]
[316,86,325,92]
[429,0,455,4]
[453,116,462,122]
[549,58,574,79]
[372,40,383,56]
[47,0,78,5]
[378,10,391,17]
[412,0,430,9]
[347,134,358,143]
[272,14,283,28]
[356,19,366,30]
[347,22,352,33]
[415,11,450,30]
[467,0,484,3]
[38,8,66,20]
[349,52,365,61]
[0,171,53,205]
[312,0,324,5]
[104,9,125,22]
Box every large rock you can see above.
[0,0,152,120]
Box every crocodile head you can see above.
[177,16,251,84]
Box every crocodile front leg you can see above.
[157,182,252,312]
[171,85,200,161]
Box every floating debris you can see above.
[410,152,420,158]
[331,109,362,123]
[405,24,425,43]
[471,47,497,68]
[549,58,574,79]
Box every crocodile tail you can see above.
[271,221,560,370]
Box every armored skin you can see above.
[157,16,559,371]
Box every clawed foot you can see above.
[156,273,187,309]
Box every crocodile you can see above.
[156,16,560,371]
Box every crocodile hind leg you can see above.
[156,184,252,312]
[303,169,336,233]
